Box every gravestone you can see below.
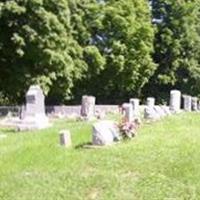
[161,105,171,116]
[59,130,71,147]
[144,97,159,120]
[130,98,140,118]
[183,95,192,112]
[154,106,166,118]
[92,120,120,146]
[122,103,133,122]
[17,85,49,131]
[170,90,181,113]
[191,97,198,111]
[80,96,96,120]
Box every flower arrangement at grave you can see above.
[118,118,140,139]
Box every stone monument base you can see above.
[0,116,50,131]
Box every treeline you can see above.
[0,0,200,105]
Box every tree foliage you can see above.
[71,0,156,103]
[4,0,200,104]
[144,0,200,101]
[0,0,85,104]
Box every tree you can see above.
[70,0,156,103]
[0,0,85,104]
[144,0,200,101]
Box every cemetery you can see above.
[1,86,200,199]
[1,0,200,199]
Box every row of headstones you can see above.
[121,90,200,122]
[11,86,198,134]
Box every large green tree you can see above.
[70,0,156,103]
[0,0,156,105]
[144,0,200,101]
[0,0,85,104]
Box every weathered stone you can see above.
[147,97,155,108]
[170,90,181,113]
[144,98,159,120]
[191,97,198,111]
[183,95,192,112]
[130,98,140,118]
[17,85,49,131]
[92,120,120,146]
[160,105,171,115]
[59,130,71,147]
[1,85,50,131]
[80,96,96,120]
[122,103,133,122]
[154,106,166,118]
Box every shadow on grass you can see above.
[75,142,92,149]
[0,127,16,134]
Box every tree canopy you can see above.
[144,0,200,101]
[1,0,200,105]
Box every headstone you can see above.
[122,103,133,122]
[191,97,198,111]
[183,95,192,112]
[147,97,155,108]
[80,96,96,120]
[161,105,171,116]
[130,98,140,118]
[154,106,166,118]
[59,130,71,147]
[170,90,181,113]
[17,85,49,131]
[92,120,120,146]
[144,97,159,120]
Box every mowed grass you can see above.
[0,113,200,200]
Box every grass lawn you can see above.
[0,113,200,200]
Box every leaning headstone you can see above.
[122,103,133,122]
[80,95,96,120]
[17,85,49,131]
[59,130,71,147]
[183,95,192,112]
[92,120,120,146]
[130,98,140,118]
[191,97,198,111]
[170,90,181,113]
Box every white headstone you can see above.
[154,106,166,118]
[81,95,95,120]
[130,98,140,118]
[170,90,181,113]
[92,120,120,146]
[183,95,192,112]
[17,85,49,131]
[144,97,159,120]
[147,97,155,108]
[161,105,171,115]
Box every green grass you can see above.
[0,113,200,200]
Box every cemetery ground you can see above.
[0,113,200,200]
